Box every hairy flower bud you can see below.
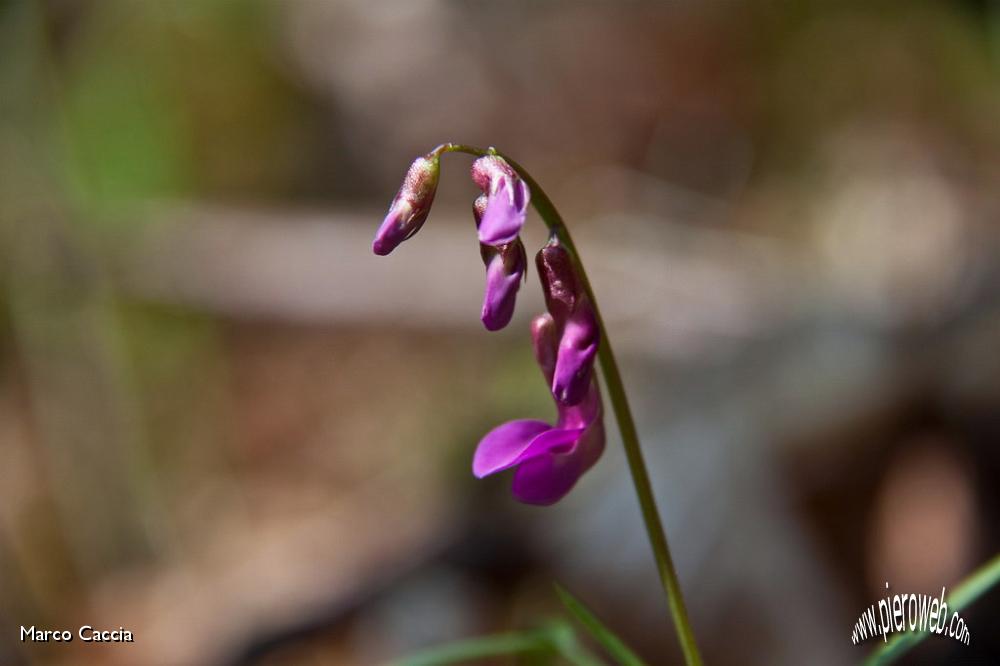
[535,237,599,405]
[372,153,440,255]
[471,155,530,246]
[535,238,579,322]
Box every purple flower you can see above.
[373,148,605,505]
[481,241,527,331]
[473,314,605,505]
[471,155,530,246]
[474,194,526,331]
[372,153,441,255]
[536,239,599,405]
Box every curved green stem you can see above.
[441,143,704,666]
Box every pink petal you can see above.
[472,419,552,478]
[478,181,528,246]
[480,246,524,331]
[511,421,604,505]
[552,305,599,405]
[511,440,585,505]
[557,380,602,430]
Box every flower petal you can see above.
[511,455,580,506]
[557,380,602,430]
[481,263,521,331]
[481,240,526,331]
[372,200,414,255]
[511,420,604,505]
[478,180,529,246]
[472,419,552,478]
[552,304,599,405]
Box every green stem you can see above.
[864,552,1000,665]
[441,143,704,666]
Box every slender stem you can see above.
[441,143,704,665]
[864,552,1000,665]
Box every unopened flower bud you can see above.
[481,239,526,331]
[535,236,599,405]
[372,153,440,255]
[474,192,525,331]
[535,237,579,324]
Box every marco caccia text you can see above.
[21,625,134,643]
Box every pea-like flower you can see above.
[536,239,600,405]
[474,194,527,331]
[471,155,530,247]
[473,313,605,505]
[375,151,604,505]
[372,153,441,255]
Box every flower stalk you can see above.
[439,143,704,666]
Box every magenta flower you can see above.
[536,239,599,405]
[473,314,605,505]
[375,150,604,505]
[481,241,527,330]
[471,155,530,246]
[474,195,527,331]
[372,153,441,255]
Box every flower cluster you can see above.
[373,150,604,504]
[473,262,604,504]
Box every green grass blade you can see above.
[547,620,609,666]
[556,584,648,666]
[865,552,1000,665]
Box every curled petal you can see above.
[372,154,440,255]
[552,300,599,405]
[557,379,603,431]
[473,419,552,478]
[478,178,530,246]
[481,242,525,331]
[476,381,605,504]
[512,406,605,505]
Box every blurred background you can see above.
[1,0,999,664]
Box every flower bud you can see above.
[481,240,526,331]
[471,155,530,246]
[535,236,599,405]
[472,193,489,227]
[535,237,579,323]
[372,153,440,255]
[475,193,525,331]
